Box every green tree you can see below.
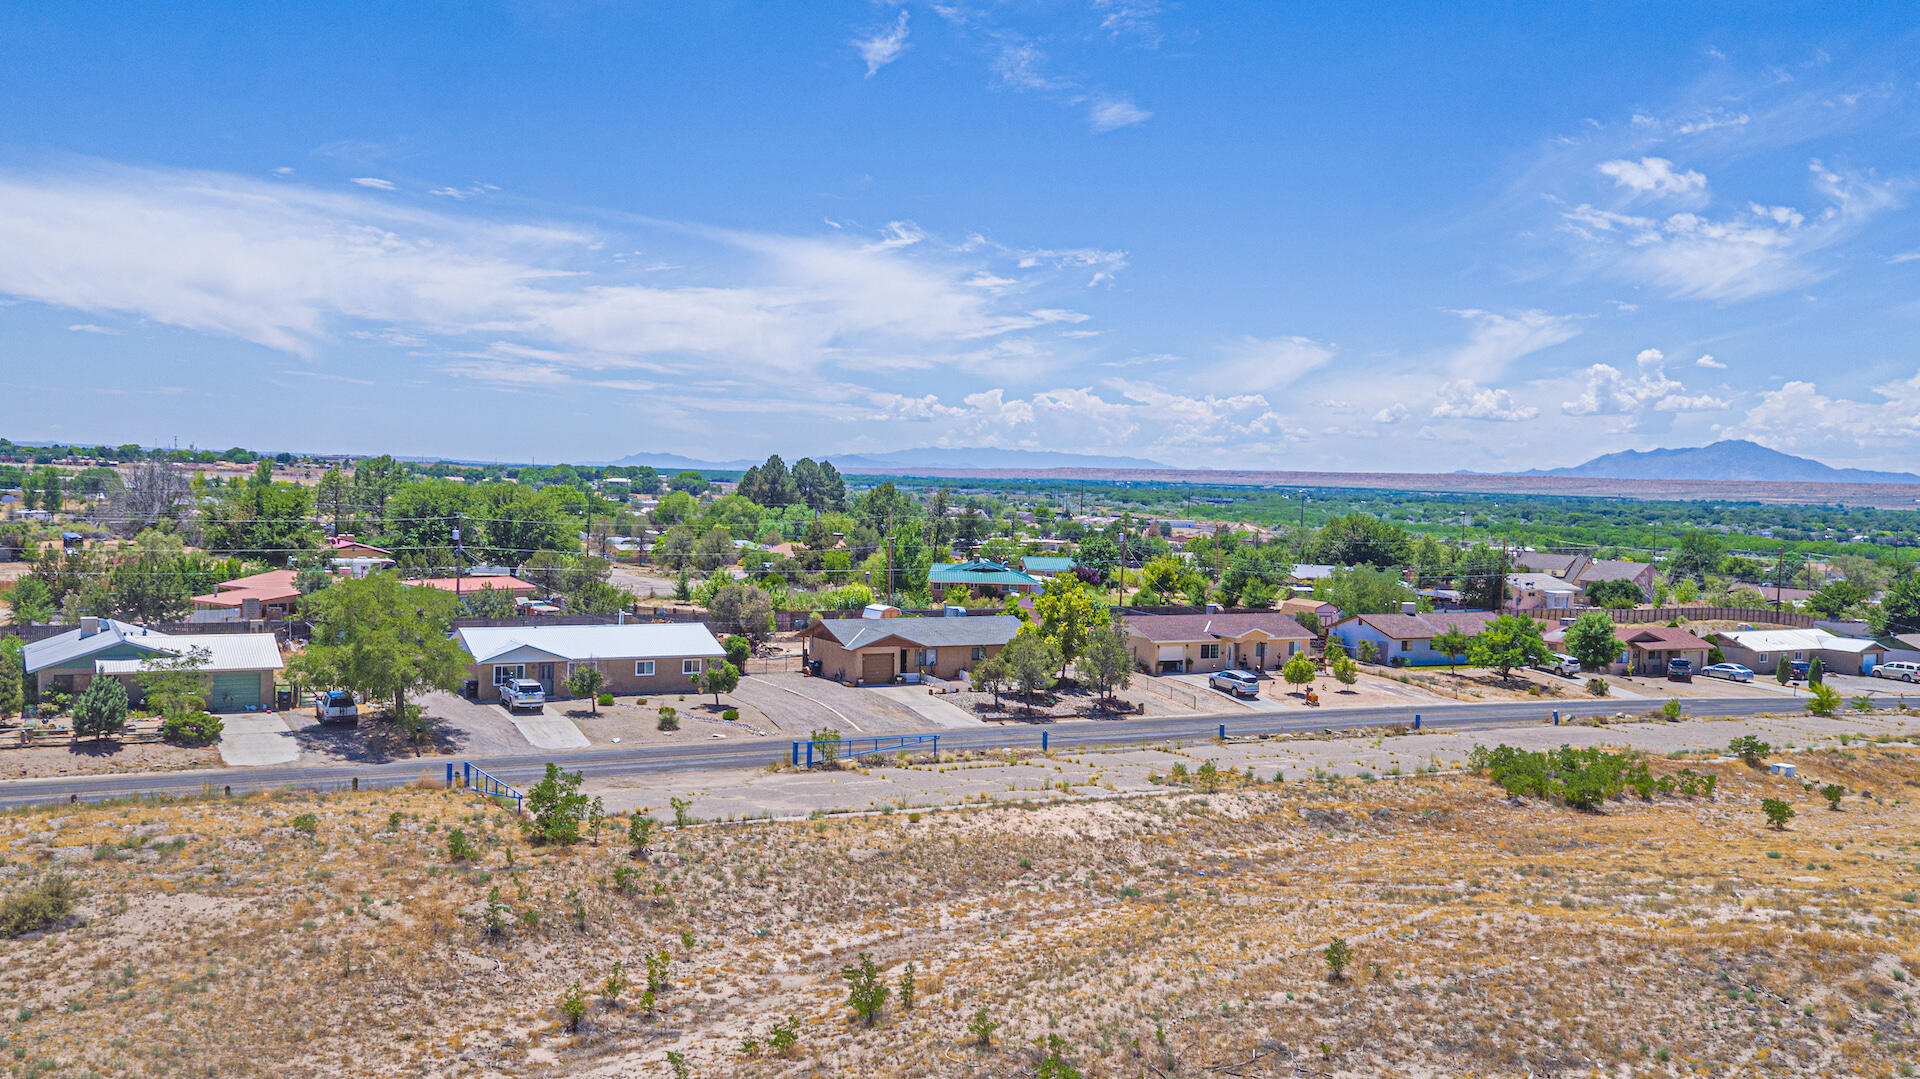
[1669,530,1723,581]
[1076,619,1134,707]
[72,676,129,741]
[566,663,605,714]
[1033,575,1109,679]
[1315,566,1412,617]
[137,646,210,720]
[1451,544,1505,611]
[1310,513,1411,568]
[289,574,469,740]
[669,470,708,494]
[1807,681,1841,716]
[708,583,773,639]
[1820,783,1846,811]
[0,648,24,720]
[5,576,56,624]
[1000,627,1062,714]
[1468,614,1550,680]
[699,660,740,705]
[524,763,590,845]
[1761,797,1794,831]
[1428,625,1474,673]
[841,952,890,1027]
[1562,611,1624,672]
[1323,937,1354,981]
[722,634,752,670]
[1584,578,1645,609]
[1331,653,1359,689]
[1869,570,1920,636]
[1282,650,1316,693]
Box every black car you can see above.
[1665,658,1693,683]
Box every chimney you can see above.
[241,597,263,620]
[1401,601,1417,615]
[80,615,99,637]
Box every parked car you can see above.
[499,678,546,712]
[1876,660,1920,683]
[314,689,358,725]
[1665,657,1694,683]
[1208,669,1260,699]
[1787,660,1810,682]
[1702,662,1753,682]
[1537,653,1582,678]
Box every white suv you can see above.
[1208,669,1260,699]
[1538,653,1582,678]
[1877,661,1920,683]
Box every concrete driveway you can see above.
[728,672,934,734]
[866,685,983,729]
[415,692,541,756]
[217,713,300,766]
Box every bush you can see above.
[1761,797,1795,830]
[447,828,477,861]
[0,875,75,938]
[1468,743,1641,810]
[768,1015,800,1056]
[966,1007,998,1048]
[1728,735,1771,766]
[723,634,752,669]
[1807,682,1841,717]
[559,981,587,1032]
[72,677,129,741]
[1324,937,1353,981]
[1821,783,1846,811]
[722,708,739,721]
[289,813,319,835]
[1587,677,1610,697]
[161,711,223,747]
[842,951,890,1026]
[597,693,614,706]
[1661,697,1681,720]
[657,707,679,732]
[524,763,589,845]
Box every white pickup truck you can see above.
[498,678,546,712]
[314,689,359,725]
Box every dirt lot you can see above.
[948,676,1187,721]
[0,738,220,778]
[557,692,782,746]
[3,707,1918,1078]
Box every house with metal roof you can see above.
[1020,555,1079,578]
[801,614,1024,684]
[23,616,284,711]
[927,559,1042,599]
[455,622,726,702]
[1123,612,1312,675]
[1708,628,1888,676]
[1325,608,1525,667]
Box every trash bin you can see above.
[464,679,480,699]
[275,688,293,710]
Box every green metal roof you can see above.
[1021,556,1078,573]
[927,559,1040,587]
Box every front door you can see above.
[538,662,555,692]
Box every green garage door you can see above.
[208,672,261,712]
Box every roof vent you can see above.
[1401,601,1418,615]
[944,606,966,617]
[80,615,99,637]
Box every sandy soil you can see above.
[4,709,1919,1078]
[559,694,782,745]
[0,738,221,778]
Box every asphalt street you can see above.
[0,693,1896,810]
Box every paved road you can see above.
[0,693,1899,810]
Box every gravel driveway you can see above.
[727,672,935,735]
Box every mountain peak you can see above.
[1524,440,1920,484]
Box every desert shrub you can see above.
[722,707,739,721]
[602,961,628,1006]
[1036,1035,1085,1079]
[1168,761,1189,784]
[1850,695,1875,713]
[897,961,916,1010]
[842,951,890,1026]
[596,693,614,706]
[613,865,639,894]
[1661,697,1681,720]
[1193,760,1222,793]
[657,707,679,731]
[559,981,587,1032]
[1728,735,1771,766]
[524,763,589,845]
[1324,937,1354,981]
[161,711,223,746]
[1468,743,1639,809]
[665,1051,690,1079]
[1821,783,1846,810]
[447,829,476,861]
[645,949,671,993]
[0,875,75,938]
[484,886,510,937]
[767,1015,800,1056]
[1762,798,1795,830]
[1807,682,1841,717]
[288,813,318,835]
[1587,677,1610,697]
[627,815,658,859]
[967,1007,998,1048]
[670,796,693,828]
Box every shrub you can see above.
[1850,695,1876,713]
[657,707,679,732]
[842,951,890,1026]
[1807,682,1841,717]
[1036,1035,1085,1079]
[596,693,614,706]
[72,677,129,741]
[484,886,510,937]
[645,949,671,993]
[897,961,916,1010]
[1193,760,1222,793]
[0,875,75,938]
[723,634,752,669]
[1821,783,1846,811]
[767,1015,800,1056]
[1587,677,1610,697]
[627,815,658,859]
[1661,697,1681,720]
[1467,743,1640,810]
[665,1051,690,1079]
[722,708,739,721]
[524,763,590,845]
[161,711,223,747]
[559,981,587,1032]
[1324,937,1354,981]
[602,961,628,1006]
[1761,798,1795,830]
[288,813,318,835]
[612,865,639,894]
[447,829,477,861]
[1728,735,1771,766]
[967,1007,998,1048]
[671,796,693,828]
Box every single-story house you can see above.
[456,622,726,702]
[927,560,1043,600]
[1513,553,1658,602]
[801,614,1024,684]
[1507,572,1580,611]
[1621,626,1713,676]
[403,574,539,599]
[1021,556,1079,578]
[1325,609,1519,667]
[191,569,303,619]
[1124,612,1312,674]
[1287,564,1336,587]
[23,616,283,711]
[1709,628,1888,676]
[326,535,393,560]
[1277,596,1341,625]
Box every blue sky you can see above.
[3,3,1920,471]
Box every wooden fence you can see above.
[1595,606,1814,628]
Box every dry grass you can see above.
[2,746,1919,1077]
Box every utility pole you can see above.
[885,520,895,606]
[1773,542,1788,612]
[454,513,465,599]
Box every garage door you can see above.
[208,672,261,712]
[860,653,893,684]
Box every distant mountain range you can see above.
[604,447,1170,473]
[1519,440,1920,484]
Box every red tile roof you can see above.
[404,575,538,596]
[191,569,301,609]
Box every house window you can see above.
[1400,641,1411,652]
[1288,642,1298,655]
[634,661,655,677]
[492,665,524,684]
[682,658,704,675]
[1199,643,1220,660]
[971,646,987,661]
[915,648,938,668]
[1755,653,1769,663]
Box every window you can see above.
[682,658,703,675]
[493,665,524,684]
[634,660,655,677]
[1199,643,1220,660]
[971,646,987,661]
[1400,641,1411,652]
[915,648,938,668]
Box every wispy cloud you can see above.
[349,177,396,191]
[853,9,911,77]
[1087,96,1152,132]
[1889,251,1920,264]
[66,323,120,335]
[1211,335,1334,392]
[1444,309,1581,380]
[1597,156,1707,199]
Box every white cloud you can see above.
[1444,308,1581,380]
[865,382,1294,459]
[1211,335,1334,392]
[1088,96,1152,132]
[1888,251,1920,264]
[429,183,499,200]
[853,10,911,77]
[349,177,396,190]
[1653,392,1729,411]
[1597,156,1707,198]
[66,323,120,335]
[1372,403,1409,424]
[1431,381,1539,422]
[1694,353,1726,369]
[1561,348,1683,415]
[1735,372,1920,452]
[1562,159,1904,301]
[0,161,1109,381]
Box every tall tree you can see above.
[1562,611,1624,672]
[1871,571,1920,637]
[1468,615,1551,680]
[0,647,25,720]
[1315,566,1412,617]
[999,627,1062,715]
[1310,513,1411,569]
[1034,575,1109,678]
[289,574,469,724]
[1077,619,1133,707]
[1669,530,1723,581]
[1452,544,1506,611]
